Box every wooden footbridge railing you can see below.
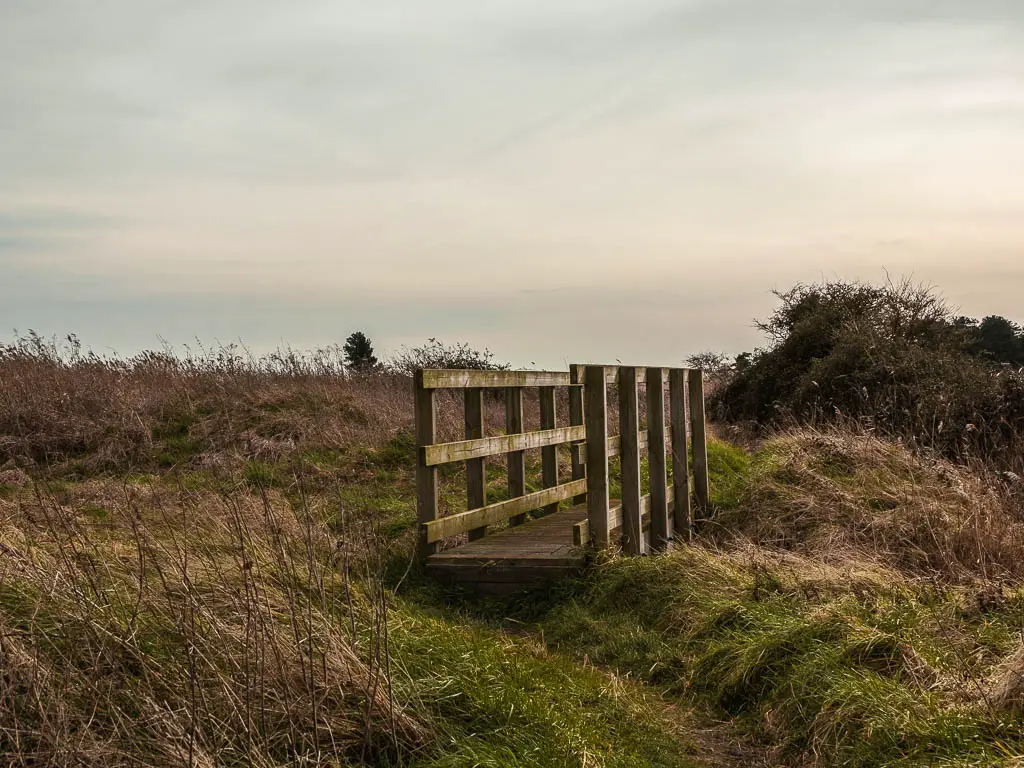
[415,365,709,593]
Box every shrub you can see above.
[684,352,736,390]
[386,338,509,375]
[714,280,1024,470]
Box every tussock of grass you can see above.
[0,481,428,766]
[542,547,1024,767]
[711,429,1024,583]
[540,429,1024,766]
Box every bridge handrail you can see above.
[414,364,709,558]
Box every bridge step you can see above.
[426,504,589,596]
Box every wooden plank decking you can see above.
[425,505,589,596]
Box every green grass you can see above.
[705,438,751,511]
[9,396,1024,768]
[152,409,205,467]
[539,548,1024,767]
[390,601,701,768]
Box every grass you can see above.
[4,339,1024,766]
[0,471,705,767]
[540,548,1024,767]
[390,604,701,768]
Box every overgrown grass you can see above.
[709,429,1024,582]
[541,548,1024,766]
[537,431,1024,767]
[5,336,1024,766]
[0,471,707,767]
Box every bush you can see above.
[386,338,509,375]
[714,280,1024,469]
[685,352,736,390]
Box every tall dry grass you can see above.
[0,335,572,765]
[710,428,1024,584]
[0,334,554,476]
[0,470,429,766]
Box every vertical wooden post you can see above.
[415,370,439,557]
[584,366,610,548]
[506,387,527,526]
[569,364,586,505]
[669,368,692,541]
[619,367,643,555]
[539,386,559,516]
[465,387,487,540]
[646,367,670,550]
[689,369,710,519]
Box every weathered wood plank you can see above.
[506,387,527,527]
[598,367,648,385]
[423,425,585,466]
[689,369,710,519]
[415,370,439,557]
[646,367,670,550]
[431,503,586,560]
[423,479,587,542]
[618,367,643,555]
[569,364,587,504]
[568,366,649,385]
[670,368,692,541]
[465,387,487,541]
[584,365,611,547]
[421,369,574,389]
[540,386,559,516]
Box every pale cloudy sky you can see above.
[2,0,1023,367]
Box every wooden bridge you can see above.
[415,365,710,595]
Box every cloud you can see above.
[1,0,1023,365]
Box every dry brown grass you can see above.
[0,349,407,470]
[0,474,429,766]
[712,429,1024,584]
[989,644,1024,713]
[0,338,554,476]
[0,339,578,765]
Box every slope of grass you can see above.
[390,604,701,768]
[4,343,1024,767]
[541,549,1024,767]
[536,431,1024,767]
[0,407,705,768]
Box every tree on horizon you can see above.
[343,331,378,371]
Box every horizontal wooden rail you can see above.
[424,478,587,543]
[573,486,676,546]
[425,425,585,466]
[588,367,680,385]
[431,421,681,467]
[420,366,692,390]
[420,369,576,389]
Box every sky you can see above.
[2,0,1023,368]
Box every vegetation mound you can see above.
[714,280,1024,470]
[712,430,1024,583]
[542,431,1024,767]
[4,324,1024,766]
